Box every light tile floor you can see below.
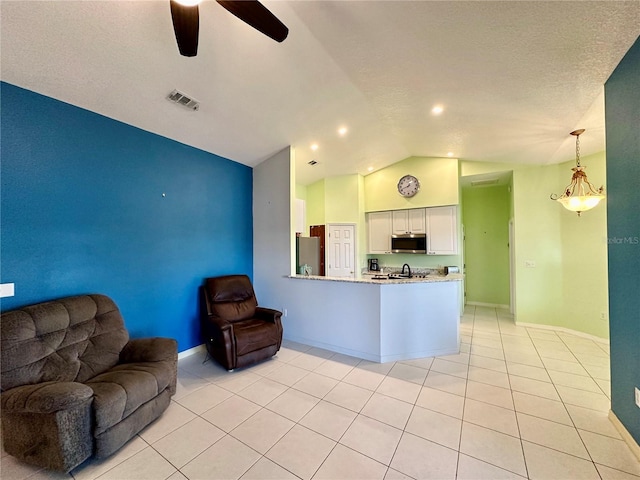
[2,306,640,479]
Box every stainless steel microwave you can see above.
[391,234,427,254]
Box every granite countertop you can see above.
[289,273,464,284]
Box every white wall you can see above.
[253,146,294,308]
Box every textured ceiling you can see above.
[1,1,639,185]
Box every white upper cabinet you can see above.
[392,208,426,234]
[368,211,392,254]
[367,206,457,255]
[425,206,458,255]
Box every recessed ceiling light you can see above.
[338,127,348,136]
[431,105,444,115]
[447,152,454,157]
[367,166,374,172]
[311,143,319,151]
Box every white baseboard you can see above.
[609,410,640,462]
[514,321,609,344]
[178,344,205,360]
[466,301,510,310]
[282,334,458,364]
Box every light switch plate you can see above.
[0,283,15,298]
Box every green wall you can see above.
[462,185,511,306]
[304,175,368,270]
[324,175,367,270]
[325,176,362,222]
[558,153,608,338]
[304,157,463,273]
[461,153,609,339]
[605,36,640,445]
[306,179,326,228]
[364,156,459,212]
[364,156,462,272]
[511,163,565,328]
[295,184,307,201]
[513,154,608,338]
[302,149,609,342]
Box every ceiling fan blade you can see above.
[216,0,288,43]
[170,0,199,57]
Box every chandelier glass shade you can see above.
[551,129,605,216]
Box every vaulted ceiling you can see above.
[2,1,638,185]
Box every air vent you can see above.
[470,178,499,187]
[308,160,318,166]
[167,89,200,111]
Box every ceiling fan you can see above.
[170,0,289,57]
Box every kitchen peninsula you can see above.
[284,272,463,363]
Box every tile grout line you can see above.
[522,321,604,475]
[13,306,632,480]
[454,304,475,479]
[497,306,530,479]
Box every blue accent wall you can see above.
[0,82,253,352]
[605,37,640,444]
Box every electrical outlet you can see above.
[0,283,15,298]
[635,387,640,408]
[283,308,288,317]
[600,312,607,321]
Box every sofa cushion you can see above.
[1,295,129,391]
[233,320,282,356]
[85,362,175,435]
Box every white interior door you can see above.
[327,224,356,278]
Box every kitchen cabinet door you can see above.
[425,206,458,255]
[392,209,426,234]
[368,211,392,254]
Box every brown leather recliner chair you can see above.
[201,275,283,371]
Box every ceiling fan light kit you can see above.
[170,0,199,57]
[169,0,288,58]
[550,129,605,216]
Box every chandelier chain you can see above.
[576,133,581,167]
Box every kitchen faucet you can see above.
[401,263,412,278]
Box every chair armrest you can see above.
[201,315,236,369]
[119,337,178,364]
[255,307,283,324]
[203,316,234,352]
[1,382,93,414]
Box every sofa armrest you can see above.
[119,337,178,364]
[1,381,93,414]
[255,307,283,324]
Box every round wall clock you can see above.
[397,174,420,197]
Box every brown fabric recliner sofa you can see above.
[0,294,177,472]
[201,275,283,371]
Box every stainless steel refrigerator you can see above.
[296,236,320,275]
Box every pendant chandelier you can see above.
[550,129,605,216]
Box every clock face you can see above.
[397,175,420,197]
